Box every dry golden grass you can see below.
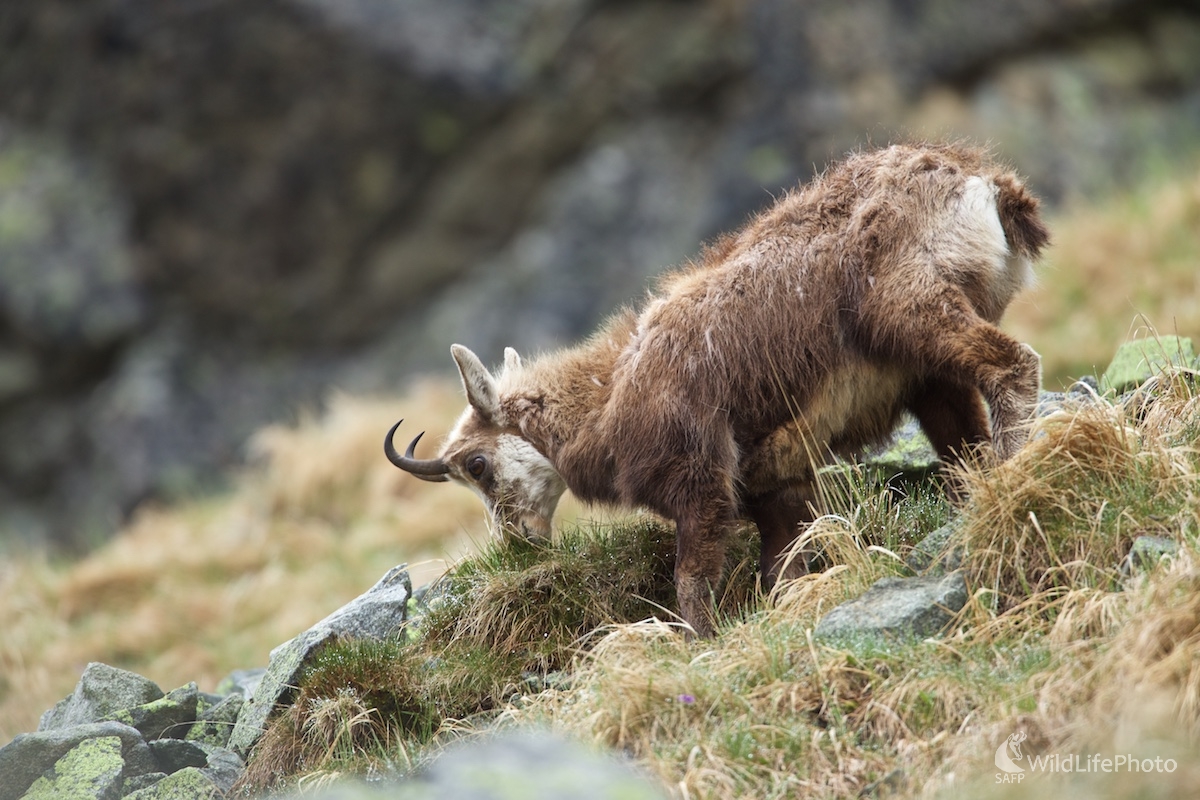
[0,383,487,739]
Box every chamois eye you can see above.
[466,455,488,479]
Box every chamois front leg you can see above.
[673,506,733,639]
[863,288,1040,462]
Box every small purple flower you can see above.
[676,693,696,705]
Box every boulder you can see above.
[405,729,668,800]
[147,739,208,774]
[1120,535,1180,576]
[38,664,164,733]
[905,521,966,575]
[229,565,412,756]
[0,722,154,800]
[859,415,940,483]
[815,571,969,641]
[1100,336,1196,394]
[214,668,266,699]
[17,735,126,800]
[1,664,248,799]
[185,694,244,749]
[110,683,198,741]
[122,767,220,800]
[275,729,668,800]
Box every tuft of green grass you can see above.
[238,518,762,792]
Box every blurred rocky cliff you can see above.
[2,0,1200,548]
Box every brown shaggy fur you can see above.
[393,142,1049,637]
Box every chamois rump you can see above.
[386,142,1049,637]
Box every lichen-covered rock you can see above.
[0,722,156,800]
[214,668,266,699]
[186,693,243,749]
[120,772,167,795]
[859,415,940,481]
[143,737,243,793]
[190,743,244,795]
[1121,535,1180,576]
[147,738,209,774]
[1100,336,1196,394]
[815,571,969,641]
[17,735,125,800]
[229,565,412,756]
[122,767,220,800]
[38,664,164,733]
[112,682,198,741]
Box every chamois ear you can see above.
[451,344,502,422]
[503,347,522,374]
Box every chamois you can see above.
[387,142,1049,637]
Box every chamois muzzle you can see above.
[384,420,449,482]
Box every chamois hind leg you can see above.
[861,288,1040,461]
[745,483,818,586]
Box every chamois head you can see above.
[385,344,566,541]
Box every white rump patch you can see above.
[955,176,1009,275]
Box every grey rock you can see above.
[815,571,969,641]
[0,722,154,800]
[859,415,940,481]
[281,729,668,800]
[16,734,126,800]
[121,772,167,795]
[411,730,668,800]
[214,667,266,699]
[122,767,220,800]
[147,738,208,774]
[279,563,413,646]
[185,693,243,749]
[0,127,144,349]
[191,743,244,795]
[1068,375,1101,396]
[194,692,226,715]
[905,521,965,575]
[1100,336,1196,394]
[38,663,164,733]
[229,565,412,756]
[142,739,242,795]
[115,682,198,741]
[1121,535,1180,576]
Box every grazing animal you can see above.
[387,142,1049,637]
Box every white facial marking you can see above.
[490,433,567,539]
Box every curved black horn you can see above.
[384,420,449,482]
